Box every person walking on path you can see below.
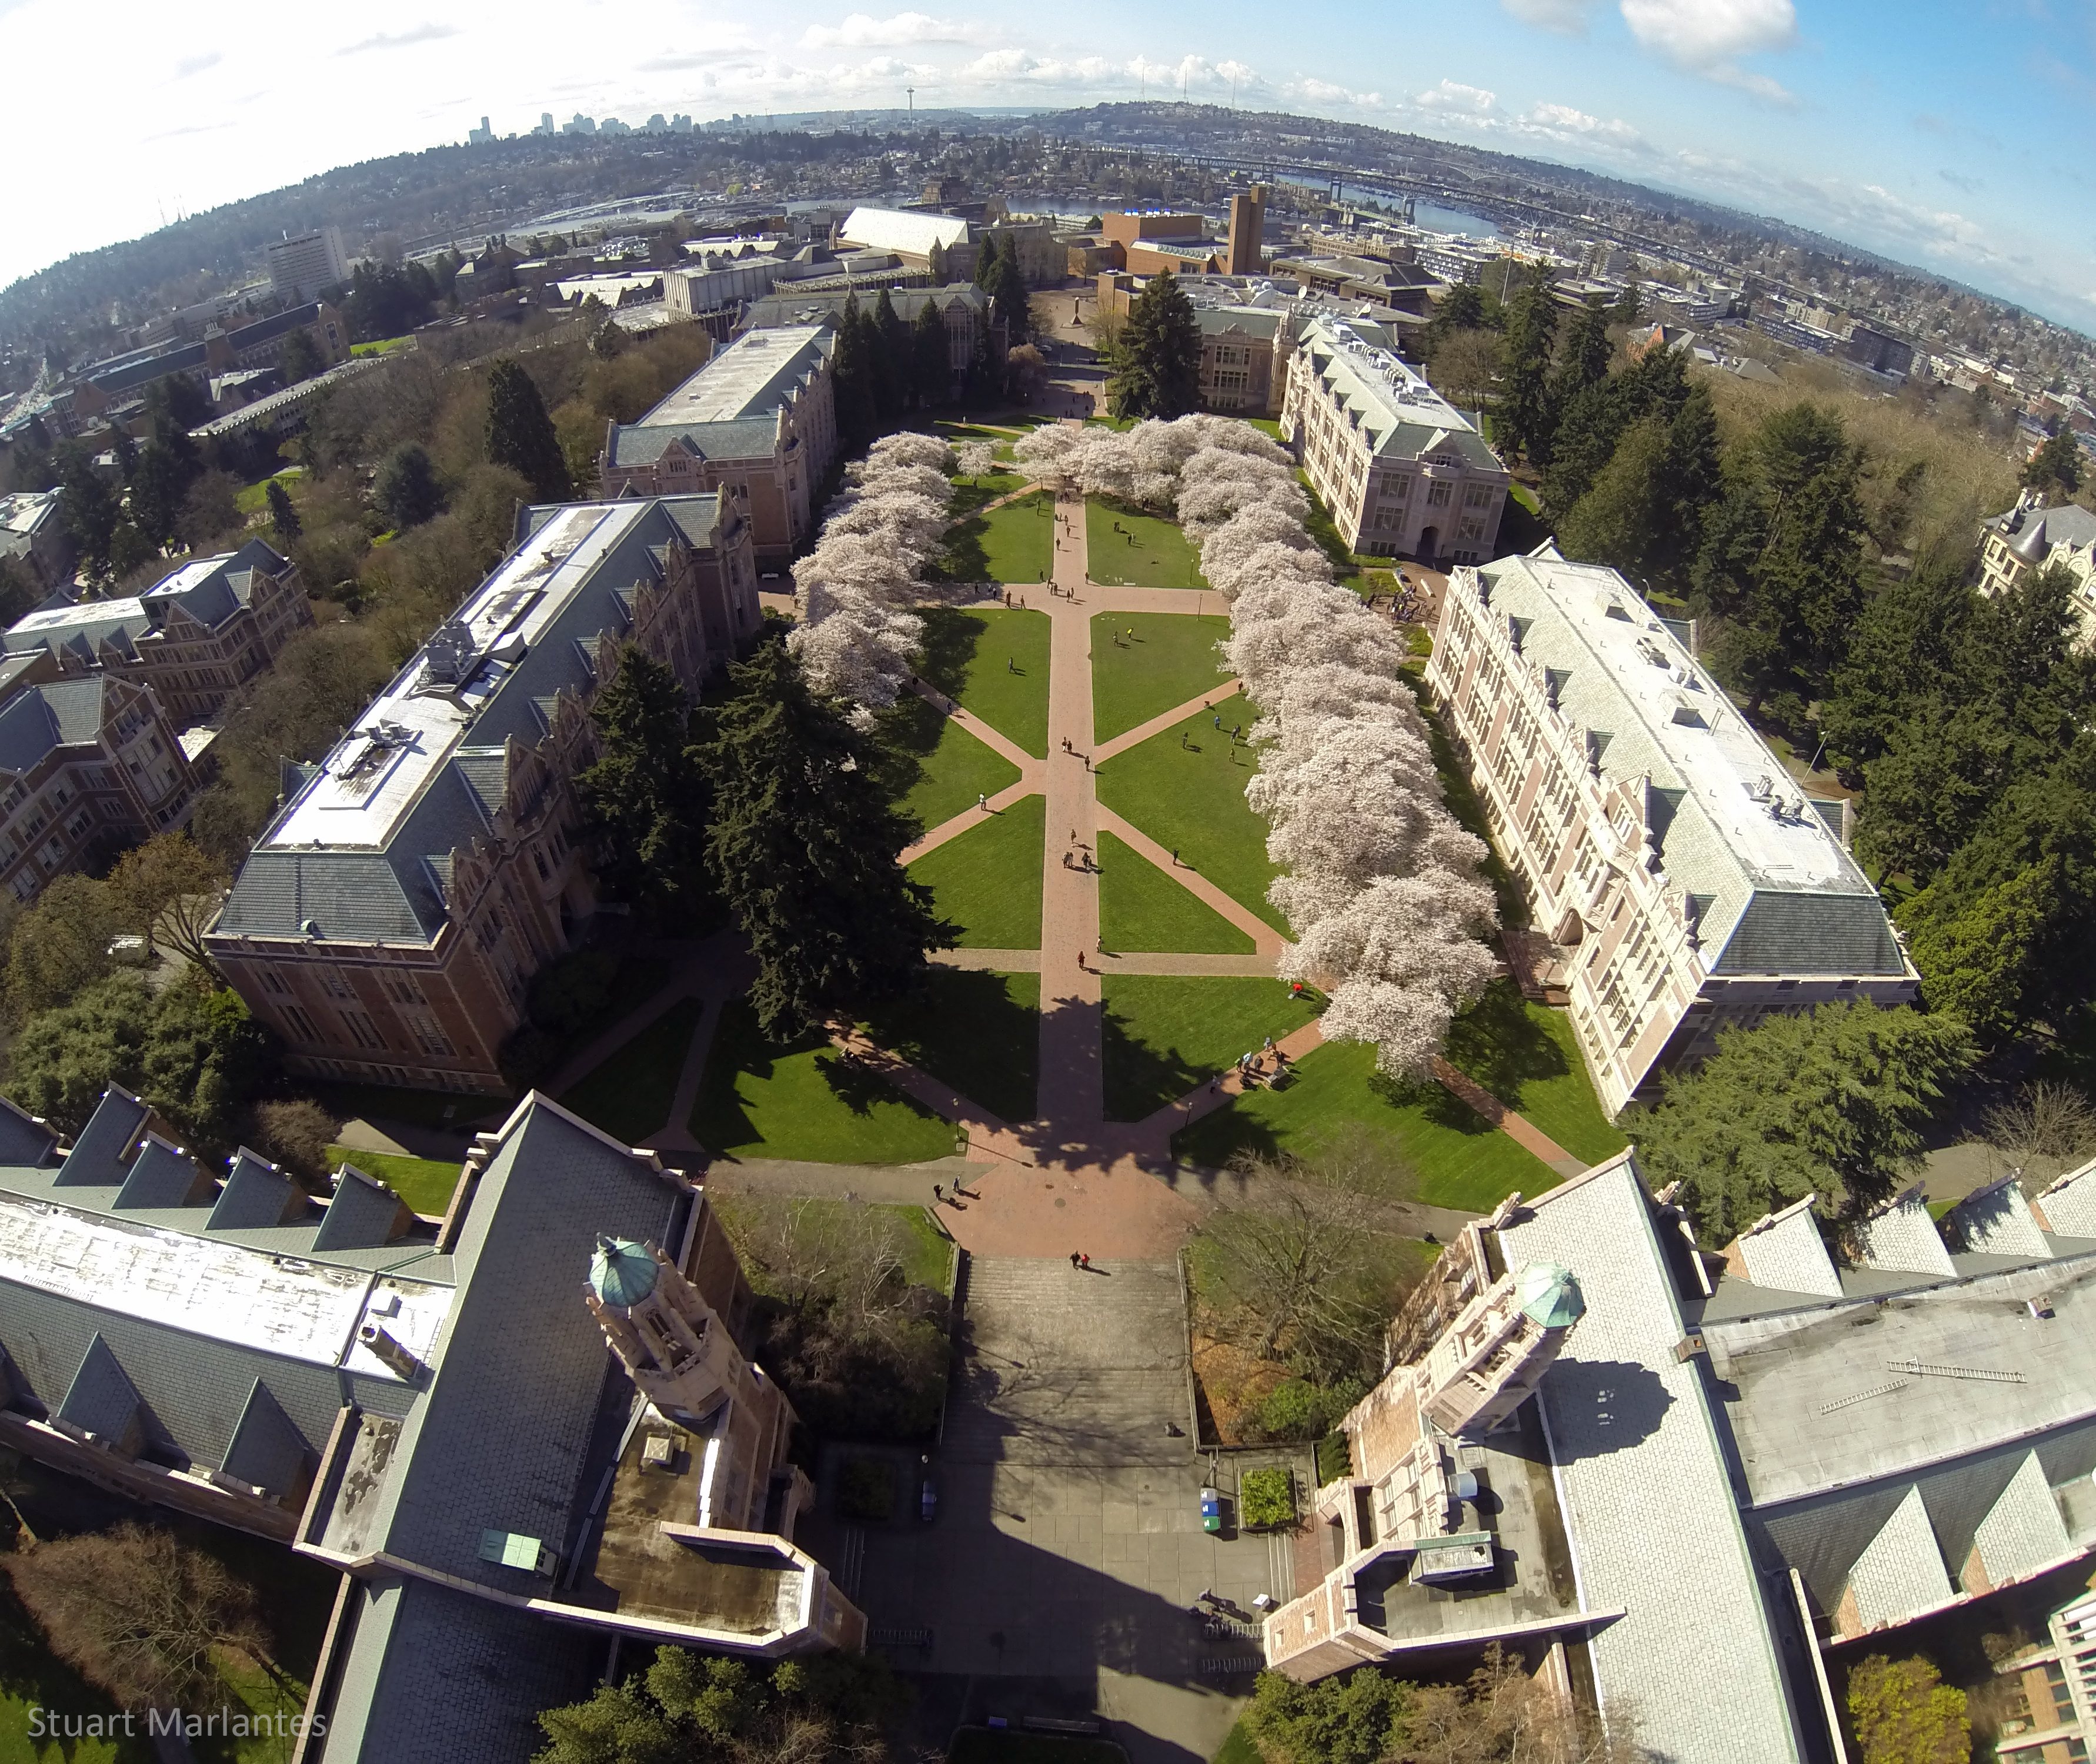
[933,1183,944,1204]
[1076,948,1086,971]
[1070,1251,1081,1269]
[1170,847,1179,866]
[977,793,987,811]
[1080,1253,1092,1269]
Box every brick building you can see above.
[6,540,313,725]
[598,326,836,567]
[0,664,197,904]
[207,494,759,1093]
[1426,547,1915,1115]
[740,283,999,402]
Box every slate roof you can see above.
[319,1575,599,1764]
[88,342,208,396]
[346,1100,689,1597]
[215,497,725,945]
[1734,1196,1842,1298]
[1497,1154,1808,1761]
[837,206,970,258]
[607,414,779,469]
[0,677,111,776]
[1477,552,1911,979]
[742,282,987,333]
[1294,313,1504,470]
[1844,1486,1953,1629]
[2038,1158,2096,1236]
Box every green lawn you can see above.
[558,997,704,1146]
[233,467,303,515]
[1442,980,1627,1165]
[936,489,1056,584]
[351,335,414,356]
[908,794,1044,948]
[865,967,1040,1125]
[876,693,1023,833]
[692,998,956,1163]
[325,1145,462,1215]
[1094,691,1288,934]
[915,606,1052,757]
[948,470,1027,517]
[1244,418,1285,443]
[1174,1035,1554,1212]
[1101,975,1317,1122]
[1096,831,1254,955]
[1084,497,1209,589]
[1090,610,1234,744]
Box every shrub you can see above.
[1314,1432,1353,1486]
[1240,1466,1296,1530]
[1255,1378,1364,1442]
[244,1098,339,1184]
[836,1456,897,1522]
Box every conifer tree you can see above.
[694,642,953,1036]
[910,299,950,406]
[2022,426,2084,497]
[263,478,301,542]
[573,650,709,930]
[872,290,910,422]
[829,296,878,449]
[485,358,572,501]
[1493,265,1560,462]
[1107,271,1201,421]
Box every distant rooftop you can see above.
[837,207,970,259]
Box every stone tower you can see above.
[585,1235,749,1424]
[1415,1261,1584,1437]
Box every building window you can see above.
[1463,482,1495,509]
[319,971,355,1000]
[341,1010,386,1050]
[261,968,290,995]
[1426,480,1453,508]
[404,1012,455,1057]
[379,971,425,1007]
[283,1005,319,1042]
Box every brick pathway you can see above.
[699,462,1584,1257]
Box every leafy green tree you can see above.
[1107,270,1200,421]
[373,443,443,529]
[1692,401,1868,717]
[1542,343,1693,522]
[573,649,710,930]
[2022,426,2085,497]
[1557,385,1723,592]
[5,876,118,1023]
[485,358,572,501]
[910,299,950,406]
[1491,265,1560,461]
[265,477,302,541]
[6,973,273,1161]
[1819,546,1981,775]
[1628,1004,1976,1241]
[693,642,952,1038]
[277,326,325,385]
[108,522,157,579]
[1898,858,2059,1046]
[1247,1668,1409,1764]
[1846,1655,1969,1764]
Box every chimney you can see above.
[360,1325,423,1379]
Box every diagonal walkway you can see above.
[756,460,1583,1257]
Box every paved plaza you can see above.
[799,1255,1295,1764]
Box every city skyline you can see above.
[1,0,2092,336]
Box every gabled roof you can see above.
[837,206,970,258]
[207,1150,310,1231]
[220,1377,315,1496]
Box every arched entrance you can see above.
[1417,526,1440,565]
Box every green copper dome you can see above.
[1516,1261,1584,1328]
[590,1235,657,1308]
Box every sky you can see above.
[4,0,2095,337]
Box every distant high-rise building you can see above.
[533,111,555,136]
[1226,185,1265,276]
[263,228,348,303]
[563,112,597,135]
[468,115,492,145]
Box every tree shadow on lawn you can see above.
[695,999,949,1154]
[1441,978,1569,1106]
[933,516,993,581]
[913,606,989,699]
[865,968,1040,1126]
[872,610,990,816]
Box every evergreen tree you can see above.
[829,296,879,446]
[128,442,185,552]
[277,326,324,384]
[1491,265,1560,461]
[58,446,121,578]
[1691,401,1868,718]
[871,289,910,422]
[485,358,572,501]
[910,299,950,406]
[1421,282,1487,356]
[263,478,301,542]
[2022,426,2085,496]
[573,649,710,931]
[1107,270,1201,421]
[694,642,953,1037]
[1542,344,1691,520]
[372,443,443,529]
[984,247,1029,341]
[1611,280,1643,326]
[1629,1003,1976,1241]
[1547,298,1612,440]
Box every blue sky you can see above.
[4,0,2093,336]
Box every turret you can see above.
[585,1235,747,1424]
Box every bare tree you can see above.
[1204,1156,1384,1372]
[1984,1080,2096,1185]
[5,1523,268,1710]
[106,832,228,975]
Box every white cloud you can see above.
[1500,0,1600,31]
[337,22,457,54]
[1619,0,1795,100]
[1416,79,1498,115]
[1526,101,1642,144]
[799,12,980,49]
[1285,76,1381,108]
